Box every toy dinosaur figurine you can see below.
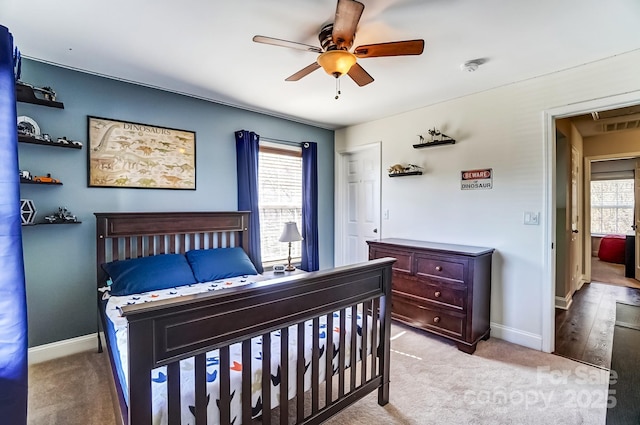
[388,164,406,174]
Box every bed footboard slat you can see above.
[378,289,392,406]
[296,322,305,422]
[325,312,334,407]
[338,308,346,397]
[241,340,252,424]
[262,332,272,424]
[194,354,207,425]
[167,361,181,424]
[311,317,320,414]
[279,327,289,425]
[361,300,370,383]
[220,346,231,425]
[350,304,358,391]
[371,298,379,376]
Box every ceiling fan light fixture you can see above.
[317,50,357,78]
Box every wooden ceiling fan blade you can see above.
[354,40,425,58]
[285,62,322,81]
[347,63,374,87]
[332,0,364,50]
[253,35,322,53]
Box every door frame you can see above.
[543,90,640,353]
[583,153,640,281]
[334,141,382,267]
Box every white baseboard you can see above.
[555,293,573,310]
[28,333,103,365]
[490,322,543,351]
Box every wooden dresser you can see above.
[367,238,494,354]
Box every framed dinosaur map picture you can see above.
[87,116,196,189]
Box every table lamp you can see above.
[279,222,303,271]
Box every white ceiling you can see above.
[4,0,640,130]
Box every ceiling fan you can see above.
[253,0,424,88]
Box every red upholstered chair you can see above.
[598,234,627,264]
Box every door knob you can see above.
[572,229,579,233]
[373,228,378,233]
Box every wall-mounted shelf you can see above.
[16,83,64,109]
[413,139,456,149]
[22,221,82,227]
[20,177,63,185]
[18,80,79,230]
[18,135,82,149]
[389,171,423,177]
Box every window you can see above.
[590,179,634,235]
[258,145,302,265]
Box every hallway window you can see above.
[591,179,634,235]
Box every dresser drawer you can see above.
[392,277,466,310]
[415,255,465,282]
[391,296,465,338]
[370,248,413,275]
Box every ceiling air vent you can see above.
[601,119,640,133]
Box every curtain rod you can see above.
[260,136,302,147]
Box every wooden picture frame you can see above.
[87,116,196,189]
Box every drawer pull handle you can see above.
[434,291,441,298]
[433,316,441,323]
[435,266,442,271]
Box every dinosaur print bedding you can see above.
[104,275,374,425]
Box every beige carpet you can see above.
[28,324,608,425]
[591,257,640,289]
[28,348,116,425]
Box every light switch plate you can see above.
[524,211,540,225]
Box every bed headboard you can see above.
[94,211,250,287]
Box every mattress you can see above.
[103,274,374,425]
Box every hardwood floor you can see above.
[555,281,640,369]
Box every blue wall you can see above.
[17,59,335,347]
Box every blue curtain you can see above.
[301,142,319,271]
[0,25,28,425]
[235,130,263,273]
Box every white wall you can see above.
[335,49,640,350]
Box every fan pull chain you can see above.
[335,77,341,100]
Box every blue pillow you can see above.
[102,254,196,296]
[185,247,258,283]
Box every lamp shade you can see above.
[279,222,303,243]
[316,50,357,78]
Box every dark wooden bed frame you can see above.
[95,211,394,425]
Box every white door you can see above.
[569,146,581,293]
[342,146,381,265]
[635,159,640,280]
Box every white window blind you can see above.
[258,147,302,264]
